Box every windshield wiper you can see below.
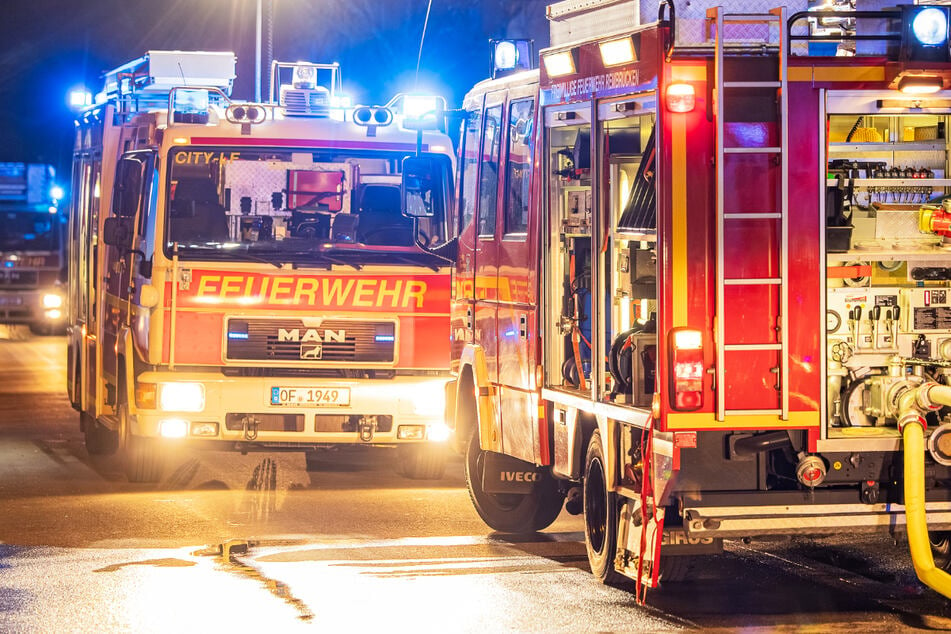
[173,244,285,269]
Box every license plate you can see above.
[270,386,350,407]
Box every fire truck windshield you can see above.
[0,210,57,251]
[165,147,447,263]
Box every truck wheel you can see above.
[658,555,692,584]
[82,412,118,456]
[584,430,626,585]
[931,532,951,570]
[465,429,564,533]
[119,405,164,483]
[397,444,448,480]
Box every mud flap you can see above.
[481,451,544,494]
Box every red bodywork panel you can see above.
[161,269,451,368]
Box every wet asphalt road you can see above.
[1,331,951,632]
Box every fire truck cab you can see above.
[68,51,456,483]
[0,162,65,334]
[448,0,951,598]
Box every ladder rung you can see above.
[725,409,783,416]
[724,278,782,285]
[723,81,782,89]
[720,13,781,22]
[724,213,782,220]
[724,344,782,351]
[724,147,781,154]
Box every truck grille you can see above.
[0,270,38,287]
[226,318,396,363]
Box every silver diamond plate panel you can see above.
[224,161,288,215]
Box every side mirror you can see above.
[401,156,438,218]
[102,216,132,247]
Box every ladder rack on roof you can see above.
[99,50,236,115]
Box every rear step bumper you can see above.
[684,501,951,537]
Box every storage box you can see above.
[826,226,853,253]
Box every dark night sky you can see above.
[0,0,550,180]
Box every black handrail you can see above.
[658,0,676,61]
[786,9,902,56]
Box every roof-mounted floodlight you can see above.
[599,36,636,67]
[542,50,577,78]
[490,39,534,79]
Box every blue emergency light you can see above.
[901,5,951,63]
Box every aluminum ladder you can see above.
[707,6,789,421]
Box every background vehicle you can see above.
[68,51,456,482]
[0,162,65,335]
[445,0,951,600]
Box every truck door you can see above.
[474,96,505,436]
[102,152,153,403]
[452,99,483,369]
[594,95,658,406]
[495,89,541,463]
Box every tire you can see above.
[465,429,564,533]
[397,444,448,480]
[119,405,164,483]
[931,531,951,571]
[82,412,118,456]
[583,430,626,585]
[658,554,692,584]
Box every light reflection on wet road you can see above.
[2,334,951,631]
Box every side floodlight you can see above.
[69,89,92,110]
[901,5,951,63]
[399,94,446,131]
[542,50,577,78]
[490,39,534,79]
[666,82,696,113]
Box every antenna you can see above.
[177,62,188,86]
[414,0,434,89]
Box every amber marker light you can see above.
[666,82,695,113]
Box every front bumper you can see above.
[0,288,65,325]
[132,371,451,447]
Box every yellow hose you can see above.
[903,420,951,598]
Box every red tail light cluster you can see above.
[669,328,704,411]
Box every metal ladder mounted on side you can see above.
[707,6,789,422]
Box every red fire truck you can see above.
[440,0,951,599]
[67,51,456,483]
[0,162,66,334]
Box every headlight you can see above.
[42,293,63,309]
[410,384,446,418]
[159,382,205,412]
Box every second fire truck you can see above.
[440,0,951,599]
[68,51,456,482]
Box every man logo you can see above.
[279,328,346,343]
[300,345,323,360]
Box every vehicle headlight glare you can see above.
[159,418,189,438]
[427,423,451,442]
[914,8,948,46]
[42,293,63,309]
[159,382,205,412]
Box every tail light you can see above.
[669,328,704,411]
